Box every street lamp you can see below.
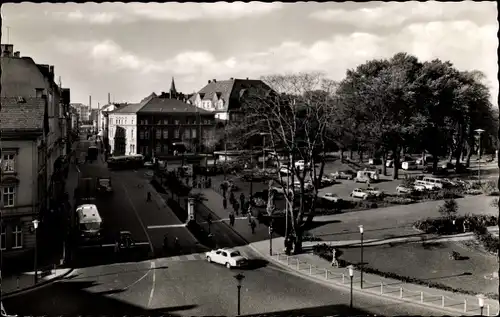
[269,218,274,255]
[359,225,364,289]
[259,132,270,170]
[348,265,354,308]
[475,129,485,183]
[32,219,40,284]
[234,273,245,316]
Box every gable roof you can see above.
[139,97,213,114]
[1,56,47,98]
[0,97,46,132]
[110,103,143,114]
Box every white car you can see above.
[365,187,384,197]
[321,193,342,202]
[350,188,371,199]
[279,166,292,174]
[205,248,248,269]
[396,185,413,194]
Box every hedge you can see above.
[312,243,499,300]
[414,214,498,235]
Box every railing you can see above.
[274,253,499,316]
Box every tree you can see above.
[227,72,338,253]
[438,198,458,219]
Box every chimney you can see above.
[89,95,92,109]
[208,80,211,84]
[108,93,111,104]
[49,65,55,81]
[35,88,44,98]
[213,79,216,83]
[246,77,249,80]
[230,77,234,80]
[1,44,14,57]
[13,51,20,57]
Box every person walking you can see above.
[222,198,227,210]
[250,219,256,234]
[229,213,235,227]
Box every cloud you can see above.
[53,15,497,106]
[47,2,284,24]
[309,1,496,29]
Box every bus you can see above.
[76,204,102,243]
[107,154,144,170]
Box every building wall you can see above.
[108,113,137,156]
[136,113,216,158]
[1,138,43,254]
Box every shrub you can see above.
[465,189,483,195]
[311,243,499,300]
[438,199,458,219]
[481,180,498,196]
[384,196,416,205]
[401,176,417,188]
[414,214,498,235]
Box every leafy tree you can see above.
[227,72,337,253]
[438,198,458,219]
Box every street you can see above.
[3,247,445,316]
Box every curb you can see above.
[248,244,485,316]
[1,268,75,299]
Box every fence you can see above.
[275,253,499,316]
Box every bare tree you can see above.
[227,72,338,253]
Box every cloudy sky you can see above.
[1,1,498,107]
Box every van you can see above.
[76,204,102,242]
[355,170,380,183]
[414,180,436,191]
[422,177,446,189]
[402,161,418,170]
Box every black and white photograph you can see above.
[0,1,498,316]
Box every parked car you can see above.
[416,155,434,165]
[350,188,372,199]
[279,165,292,175]
[396,184,414,194]
[320,193,343,202]
[144,161,154,168]
[205,248,247,269]
[368,158,382,165]
[441,162,455,170]
[320,176,336,186]
[97,177,113,194]
[331,170,355,180]
[365,187,384,198]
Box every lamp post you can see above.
[359,225,364,289]
[269,219,274,255]
[348,265,354,308]
[477,294,485,316]
[234,273,245,316]
[32,219,40,284]
[259,132,270,170]
[474,129,485,184]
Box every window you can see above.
[157,119,162,125]
[183,129,190,139]
[0,226,6,250]
[163,119,169,124]
[131,129,134,138]
[155,143,161,153]
[191,128,197,138]
[2,186,15,207]
[174,128,180,138]
[163,129,169,139]
[145,131,150,139]
[2,153,15,173]
[156,129,161,139]
[13,225,22,249]
[174,120,180,125]
[139,131,145,139]
[132,119,134,125]
[110,118,113,125]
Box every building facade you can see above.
[187,77,269,121]
[108,104,142,156]
[1,44,69,220]
[136,96,216,159]
[70,103,90,123]
[0,97,49,265]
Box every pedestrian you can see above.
[233,201,240,215]
[147,191,152,202]
[222,198,227,210]
[229,213,235,227]
[229,192,236,205]
[239,193,245,209]
[207,177,212,188]
[250,219,256,234]
[174,237,180,254]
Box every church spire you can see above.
[169,77,177,98]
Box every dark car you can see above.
[97,177,113,194]
[114,231,136,253]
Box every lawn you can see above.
[337,240,498,296]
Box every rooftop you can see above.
[0,97,46,131]
[110,103,143,114]
[139,97,213,114]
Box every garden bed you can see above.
[313,242,499,299]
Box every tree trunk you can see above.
[392,149,399,180]
[454,142,463,172]
[293,227,303,254]
[349,149,354,160]
[432,154,439,173]
[359,150,364,163]
[465,146,473,168]
[340,148,344,163]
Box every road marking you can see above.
[121,182,155,256]
[148,261,156,308]
[122,263,152,291]
[78,242,150,249]
[147,224,186,229]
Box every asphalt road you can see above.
[309,194,498,241]
[3,248,445,316]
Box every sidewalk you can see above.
[1,268,73,298]
[249,237,499,316]
[302,226,500,249]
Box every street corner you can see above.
[1,268,75,299]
